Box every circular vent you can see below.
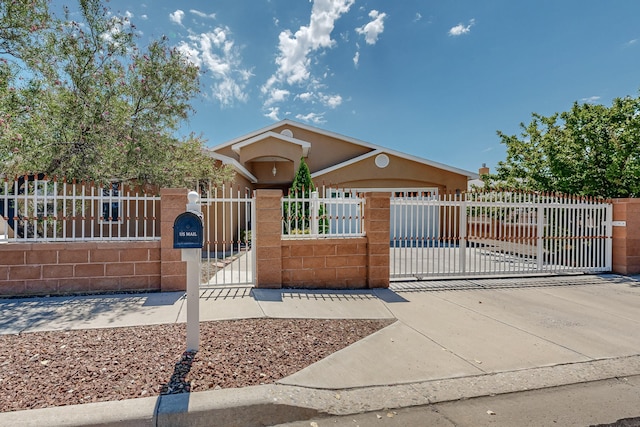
[280,129,293,138]
[375,154,390,168]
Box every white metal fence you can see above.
[282,187,365,238]
[1,176,160,242]
[390,191,612,279]
[199,184,254,286]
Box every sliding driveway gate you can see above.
[390,191,612,279]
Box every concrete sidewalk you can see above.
[1,274,640,426]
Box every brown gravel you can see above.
[0,318,393,413]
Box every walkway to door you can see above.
[198,185,254,287]
[390,191,612,280]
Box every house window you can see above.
[101,182,121,223]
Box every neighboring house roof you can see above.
[210,119,478,181]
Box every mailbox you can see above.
[173,211,204,249]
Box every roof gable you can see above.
[231,131,310,157]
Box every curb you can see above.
[2,355,640,427]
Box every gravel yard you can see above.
[0,318,392,413]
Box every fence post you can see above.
[310,190,319,236]
[459,195,467,274]
[536,205,545,271]
[160,188,188,291]
[254,189,283,288]
[364,192,390,288]
[611,198,640,275]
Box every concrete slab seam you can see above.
[429,290,592,360]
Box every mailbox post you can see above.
[173,191,203,352]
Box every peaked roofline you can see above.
[211,118,478,179]
[231,131,311,157]
[205,150,258,183]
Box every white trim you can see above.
[311,148,479,181]
[311,150,382,179]
[205,150,258,184]
[231,131,310,157]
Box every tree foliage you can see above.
[489,96,640,198]
[284,158,328,234]
[0,0,233,188]
[290,157,315,196]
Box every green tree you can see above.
[489,96,640,198]
[284,158,328,234]
[290,157,315,197]
[0,0,232,188]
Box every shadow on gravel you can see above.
[154,351,196,421]
[160,350,196,395]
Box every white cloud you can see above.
[295,112,326,124]
[124,10,133,19]
[353,50,359,67]
[169,10,185,26]
[265,88,290,106]
[448,18,475,36]
[414,12,422,23]
[176,27,252,107]
[297,92,314,102]
[140,14,148,20]
[581,96,601,104]
[321,93,342,108]
[355,10,387,45]
[262,0,355,110]
[190,9,216,19]
[625,39,637,47]
[264,107,281,121]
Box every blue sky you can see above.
[104,0,640,174]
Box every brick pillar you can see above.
[254,190,283,289]
[160,188,188,291]
[611,198,640,275]
[364,192,390,288]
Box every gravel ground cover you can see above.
[0,318,393,413]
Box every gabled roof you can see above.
[231,131,311,157]
[211,119,478,179]
[205,151,258,183]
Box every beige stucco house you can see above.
[208,119,478,196]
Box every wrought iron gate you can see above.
[390,191,612,279]
[199,185,255,286]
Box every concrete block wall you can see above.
[159,188,188,291]
[0,187,187,297]
[254,190,283,288]
[254,190,390,289]
[281,238,367,288]
[363,192,390,288]
[0,241,161,297]
[612,198,640,275]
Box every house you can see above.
[207,119,478,196]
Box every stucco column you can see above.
[254,189,283,288]
[611,198,640,275]
[364,192,390,288]
[160,188,188,291]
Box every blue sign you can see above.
[173,211,203,249]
